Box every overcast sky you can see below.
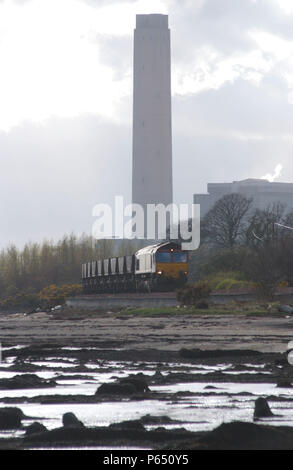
[1,0,293,247]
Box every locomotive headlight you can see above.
[157,271,162,275]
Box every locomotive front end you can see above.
[155,243,188,280]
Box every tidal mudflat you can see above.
[0,309,293,449]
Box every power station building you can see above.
[132,14,173,211]
[194,179,293,218]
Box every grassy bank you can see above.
[119,302,282,317]
[1,301,286,319]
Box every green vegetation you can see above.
[187,197,293,300]
[2,194,293,310]
[0,234,94,298]
[0,234,142,310]
[120,303,280,317]
[0,284,82,311]
[203,271,255,291]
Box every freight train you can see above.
[82,241,188,293]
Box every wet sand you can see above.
[0,310,292,352]
[1,309,293,449]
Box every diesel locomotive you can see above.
[82,241,188,293]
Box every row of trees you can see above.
[2,193,292,304]
[189,193,293,299]
[0,234,142,300]
[201,193,293,249]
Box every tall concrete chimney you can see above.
[132,14,173,214]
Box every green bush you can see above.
[0,292,40,310]
[204,271,245,289]
[0,283,82,311]
[215,278,255,291]
[39,284,82,309]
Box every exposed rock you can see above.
[25,422,48,436]
[254,397,274,419]
[0,374,56,390]
[62,412,84,428]
[278,305,293,314]
[119,376,149,392]
[96,375,149,396]
[0,407,24,429]
[24,423,193,446]
[140,414,174,425]
[153,370,164,379]
[276,379,292,388]
[179,349,261,360]
[8,363,43,373]
[150,370,165,384]
[274,355,288,367]
[109,420,145,431]
[17,419,293,450]
[95,382,138,396]
[172,421,293,450]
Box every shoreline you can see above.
[0,309,292,353]
[0,309,293,449]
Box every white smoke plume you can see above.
[261,164,283,182]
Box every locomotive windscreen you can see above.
[156,252,171,262]
[156,251,187,263]
[173,252,187,262]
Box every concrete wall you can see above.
[132,14,173,210]
[66,295,177,309]
[66,290,293,309]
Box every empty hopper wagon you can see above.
[82,242,188,293]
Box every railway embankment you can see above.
[66,287,293,309]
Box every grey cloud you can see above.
[78,0,137,7]
[2,0,293,247]
[1,75,293,247]
[95,34,132,80]
[11,0,32,4]
[0,116,131,247]
[172,74,293,203]
[173,74,293,138]
[173,131,293,204]
[170,0,293,63]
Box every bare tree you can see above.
[243,241,282,300]
[244,203,288,299]
[203,193,253,248]
[245,202,286,245]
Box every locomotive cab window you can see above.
[156,252,171,263]
[173,252,187,263]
